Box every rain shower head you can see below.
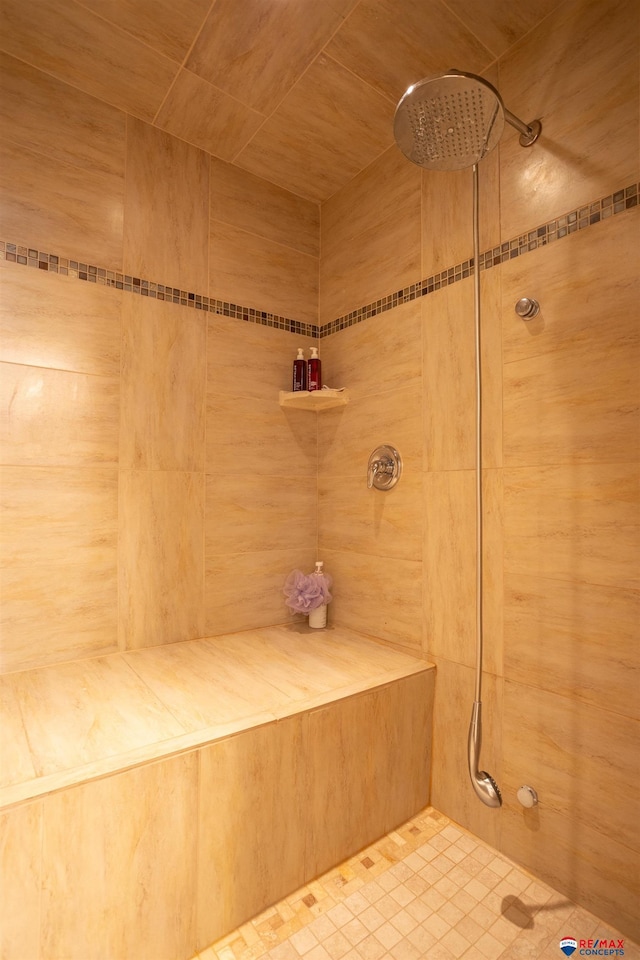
[394,69,541,171]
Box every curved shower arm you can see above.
[504,108,542,146]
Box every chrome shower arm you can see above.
[504,108,542,146]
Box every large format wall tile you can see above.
[0,263,121,377]
[8,656,185,779]
[320,300,422,399]
[501,211,639,367]
[319,199,421,323]
[317,383,422,479]
[124,119,210,291]
[504,573,640,719]
[426,656,502,851]
[210,158,319,257]
[305,673,433,878]
[318,132,422,325]
[204,548,317,635]
[207,318,312,401]
[79,0,212,64]
[0,52,126,178]
[235,53,395,203]
[120,297,206,471]
[501,794,640,944]
[0,681,37,788]
[501,675,640,939]
[319,471,422,561]
[155,69,265,163]
[423,470,476,666]
[502,680,640,852]
[0,0,176,122]
[499,0,639,141]
[504,462,639,589]
[0,141,124,268]
[421,143,500,275]
[187,0,359,117]
[321,146,421,267]
[1,362,119,467]
[423,282,474,472]
[321,549,423,652]
[443,0,561,59]
[206,474,316,554]
[197,717,307,949]
[498,0,639,238]
[206,396,317,478]
[0,466,118,673]
[119,470,205,649]
[502,212,639,466]
[210,220,318,322]
[422,273,502,472]
[503,342,639,466]
[325,0,491,103]
[0,800,42,960]
[423,469,503,676]
[41,754,198,960]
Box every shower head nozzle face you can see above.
[394,71,505,171]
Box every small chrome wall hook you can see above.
[515,297,540,320]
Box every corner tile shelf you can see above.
[279,389,349,411]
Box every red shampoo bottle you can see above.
[307,346,322,391]
[292,348,307,391]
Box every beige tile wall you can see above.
[318,300,423,653]
[1,0,638,945]
[0,57,319,669]
[317,0,640,941]
[0,668,434,960]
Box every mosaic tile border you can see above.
[0,243,318,340]
[319,181,639,337]
[1,181,637,341]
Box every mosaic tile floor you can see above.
[192,807,638,960]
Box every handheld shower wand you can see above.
[466,161,501,808]
[394,70,541,808]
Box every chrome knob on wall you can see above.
[515,297,541,319]
[367,445,402,490]
[517,784,539,808]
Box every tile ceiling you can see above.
[0,0,560,203]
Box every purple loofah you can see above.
[283,569,333,614]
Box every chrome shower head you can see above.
[394,69,541,171]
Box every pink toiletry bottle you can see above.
[307,346,322,391]
[292,348,307,391]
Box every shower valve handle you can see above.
[367,445,402,491]
[367,456,392,488]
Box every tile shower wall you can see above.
[1,0,638,948]
[0,52,319,671]
[319,0,639,941]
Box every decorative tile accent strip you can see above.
[318,180,639,337]
[1,182,636,342]
[0,241,319,340]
